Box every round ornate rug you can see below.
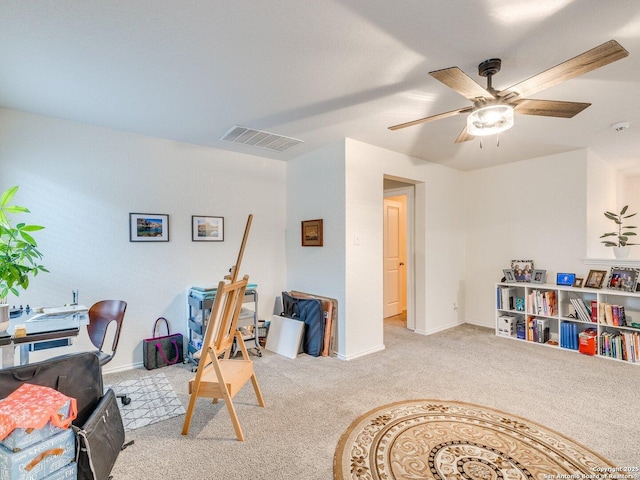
[334,400,614,480]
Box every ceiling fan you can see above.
[388,40,629,143]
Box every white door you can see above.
[383,197,402,318]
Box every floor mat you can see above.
[105,372,186,431]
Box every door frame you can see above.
[384,186,415,330]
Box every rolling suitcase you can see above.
[0,352,125,480]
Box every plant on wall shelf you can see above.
[600,205,637,247]
[0,186,48,302]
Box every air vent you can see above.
[219,126,303,152]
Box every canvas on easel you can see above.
[181,214,265,441]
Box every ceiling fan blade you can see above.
[514,99,591,118]
[498,40,628,100]
[429,67,495,101]
[388,107,472,131]
[454,126,474,143]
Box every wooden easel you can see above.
[181,214,265,441]
[226,213,252,283]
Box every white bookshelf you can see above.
[496,282,640,365]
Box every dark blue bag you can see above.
[282,292,324,357]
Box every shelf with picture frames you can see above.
[495,275,640,365]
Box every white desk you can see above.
[0,309,89,367]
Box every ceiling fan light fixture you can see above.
[466,104,514,136]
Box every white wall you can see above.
[4,107,628,368]
[0,108,287,371]
[464,150,589,327]
[344,139,466,358]
[286,141,347,352]
[586,152,618,259]
[623,176,640,252]
[615,174,640,260]
[622,176,640,212]
[285,139,467,360]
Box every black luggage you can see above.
[282,292,325,357]
[0,352,125,480]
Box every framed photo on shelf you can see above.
[129,213,169,242]
[192,216,224,242]
[585,269,607,289]
[573,277,584,288]
[556,273,576,286]
[606,266,639,292]
[503,269,516,283]
[531,269,547,284]
[511,260,534,282]
[301,219,323,246]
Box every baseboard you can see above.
[414,320,466,336]
[336,344,385,361]
[463,319,494,330]
[103,360,144,374]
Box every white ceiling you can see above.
[1,0,640,173]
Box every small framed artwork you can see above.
[607,266,639,292]
[301,219,323,247]
[556,273,576,286]
[503,269,516,283]
[532,269,547,284]
[585,269,607,289]
[129,213,169,242]
[573,277,584,288]
[192,216,224,242]
[511,260,534,282]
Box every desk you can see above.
[0,309,89,367]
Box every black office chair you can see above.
[88,300,131,405]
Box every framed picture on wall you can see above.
[192,216,224,242]
[301,219,323,246]
[129,213,169,242]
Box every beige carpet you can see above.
[105,322,640,479]
[334,399,614,480]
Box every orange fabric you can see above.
[0,383,77,441]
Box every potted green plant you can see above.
[600,205,637,259]
[0,186,47,330]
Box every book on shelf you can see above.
[590,300,598,323]
[516,319,526,339]
[498,286,516,310]
[605,303,614,326]
[569,297,591,323]
[535,318,549,344]
[560,322,579,350]
[598,303,627,327]
[527,316,536,342]
[528,289,557,316]
[563,322,579,350]
[601,330,639,362]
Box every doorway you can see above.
[383,180,414,330]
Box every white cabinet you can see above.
[496,282,640,364]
